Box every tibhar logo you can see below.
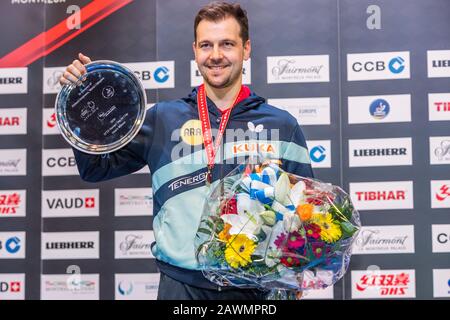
[428,93,450,121]
[355,190,405,201]
[0,108,26,135]
[435,101,450,112]
[0,116,20,127]
[350,181,413,211]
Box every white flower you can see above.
[221,193,264,239]
[289,180,306,206]
[274,173,290,205]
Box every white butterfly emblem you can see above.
[247,121,264,133]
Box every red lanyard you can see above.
[197,84,250,184]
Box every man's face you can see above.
[193,16,250,89]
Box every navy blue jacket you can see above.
[73,87,313,289]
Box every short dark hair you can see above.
[194,1,249,44]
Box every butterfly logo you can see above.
[247,121,264,133]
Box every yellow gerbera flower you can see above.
[224,234,256,269]
[312,212,342,243]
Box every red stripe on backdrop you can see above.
[0,0,133,68]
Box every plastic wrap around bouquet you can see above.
[195,156,361,297]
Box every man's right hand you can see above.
[59,52,92,86]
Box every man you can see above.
[60,1,313,300]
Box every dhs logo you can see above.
[306,140,331,168]
[369,99,390,120]
[347,51,410,81]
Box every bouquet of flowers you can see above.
[195,156,361,298]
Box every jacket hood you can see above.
[182,86,266,117]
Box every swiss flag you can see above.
[10,282,21,292]
[85,197,95,208]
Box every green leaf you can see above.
[256,229,267,242]
[340,221,358,238]
[205,219,215,230]
[197,228,212,236]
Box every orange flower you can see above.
[218,223,232,241]
[296,204,314,221]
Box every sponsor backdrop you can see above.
[0,0,449,300]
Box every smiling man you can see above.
[60,1,313,300]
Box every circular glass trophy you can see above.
[55,60,147,154]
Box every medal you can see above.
[197,84,250,187]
